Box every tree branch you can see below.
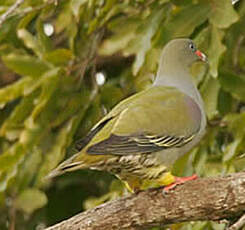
[228,213,245,230]
[0,0,25,28]
[0,0,59,28]
[45,172,245,230]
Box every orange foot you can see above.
[163,174,198,193]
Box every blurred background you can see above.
[0,0,245,229]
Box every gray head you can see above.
[160,38,207,70]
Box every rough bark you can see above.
[45,172,245,230]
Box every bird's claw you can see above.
[162,174,198,196]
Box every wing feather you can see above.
[77,86,202,156]
[87,133,195,155]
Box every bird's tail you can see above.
[45,153,87,180]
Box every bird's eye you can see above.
[189,43,196,51]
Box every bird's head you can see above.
[162,38,207,69]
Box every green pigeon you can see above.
[47,38,207,192]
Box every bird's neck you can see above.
[154,63,203,107]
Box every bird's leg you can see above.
[124,177,141,193]
[163,174,198,193]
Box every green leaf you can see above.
[51,92,86,128]
[134,48,161,90]
[124,7,165,75]
[99,17,141,56]
[87,0,118,34]
[223,137,242,162]
[0,16,20,44]
[70,0,87,20]
[172,151,194,177]
[195,26,226,78]
[0,90,38,140]
[44,49,74,66]
[218,89,233,115]
[15,148,42,192]
[17,11,37,29]
[35,18,53,54]
[2,54,50,78]
[219,71,245,101]
[0,143,25,173]
[16,188,47,214]
[17,29,43,58]
[225,112,245,137]
[223,113,245,162]
[101,84,124,109]
[78,96,104,137]
[208,26,226,78]
[211,222,226,230]
[22,67,61,96]
[158,2,210,44]
[201,75,220,119]
[209,0,239,28]
[0,166,18,192]
[55,2,73,34]
[0,77,33,108]
[36,105,92,187]
[21,68,60,130]
[193,146,208,176]
[35,118,77,187]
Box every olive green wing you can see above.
[77,86,202,156]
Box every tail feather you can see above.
[45,154,86,180]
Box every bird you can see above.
[47,38,207,193]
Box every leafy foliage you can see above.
[0,0,245,229]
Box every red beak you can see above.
[195,50,207,62]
